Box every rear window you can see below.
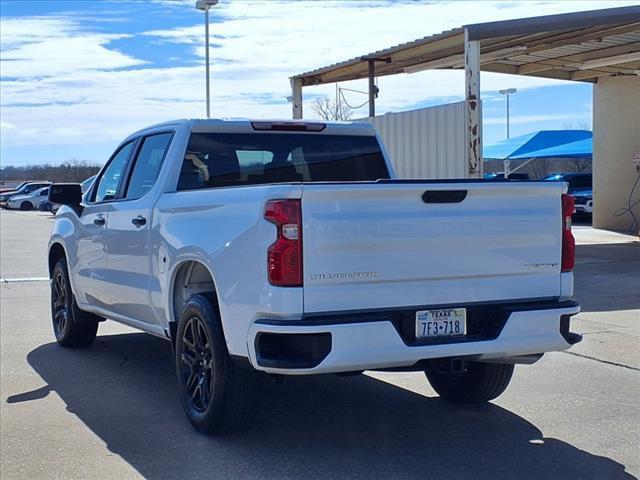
[177,133,390,190]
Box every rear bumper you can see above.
[247,300,581,374]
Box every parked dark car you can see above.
[484,172,530,180]
[544,173,593,215]
[544,173,592,192]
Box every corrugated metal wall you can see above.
[366,101,467,179]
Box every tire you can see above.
[425,361,514,404]
[51,258,100,347]
[20,201,32,211]
[175,294,262,435]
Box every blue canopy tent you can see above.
[483,130,592,177]
[511,137,592,159]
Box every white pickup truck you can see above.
[48,119,581,435]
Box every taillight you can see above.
[264,199,303,286]
[561,194,575,272]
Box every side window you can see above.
[287,147,310,180]
[125,133,172,200]
[236,150,273,169]
[236,150,273,182]
[94,141,135,203]
[40,188,49,196]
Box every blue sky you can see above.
[0,0,626,166]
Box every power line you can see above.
[338,88,369,110]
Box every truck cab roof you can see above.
[126,118,377,139]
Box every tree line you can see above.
[0,159,101,185]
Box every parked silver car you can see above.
[0,181,51,207]
[7,186,50,210]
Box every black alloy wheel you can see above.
[50,257,100,347]
[180,316,214,413]
[175,294,262,435]
[51,269,69,340]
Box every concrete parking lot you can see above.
[1,209,638,479]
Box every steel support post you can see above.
[291,77,303,119]
[465,29,483,178]
[368,60,376,118]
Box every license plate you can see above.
[415,308,467,339]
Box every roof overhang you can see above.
[292,6,640,86]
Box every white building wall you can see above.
[593,76,640,232]
[366,101,467,179]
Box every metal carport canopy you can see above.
[289,5,640,177]
[292,6,640,86]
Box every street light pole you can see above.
[205,8,210,118]
[195,0,219,118]
[499,88,517,139]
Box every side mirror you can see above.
[49,183,82,207]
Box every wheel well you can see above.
[172,261,216,328]
[48,243,66,277]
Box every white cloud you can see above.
[0,121,18,130]
[0,0,630,159]
[0,17,145,78]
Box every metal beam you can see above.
[291,77,302,119]
[465,5,640,41]
[464,29,482,178]
[368,60,376,117]
[403,46,528,74]
[518,61,556,75]
[403,54,464,73]
[570,69,617,81]
[517,42,640,75]
[373,42,466,77]
[579,51,640,70]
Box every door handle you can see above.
[93,217,106,226]
[131,215,147,227]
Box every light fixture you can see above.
[196,0,218,11]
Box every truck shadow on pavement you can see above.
[12,333,633,480]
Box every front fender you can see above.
[48,207,80,294]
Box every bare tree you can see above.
[530,157,553,179]
[0,159,101,184]
[568,157,592,172]
[561,122,592,172]
[562,122,590,131]
[311,96,353,121]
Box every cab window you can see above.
[125,133,173,200]
[94,141,135,203]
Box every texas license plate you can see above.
[415,308,467,339]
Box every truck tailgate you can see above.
[301,181,564,313]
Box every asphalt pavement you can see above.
[1,209,638,479]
